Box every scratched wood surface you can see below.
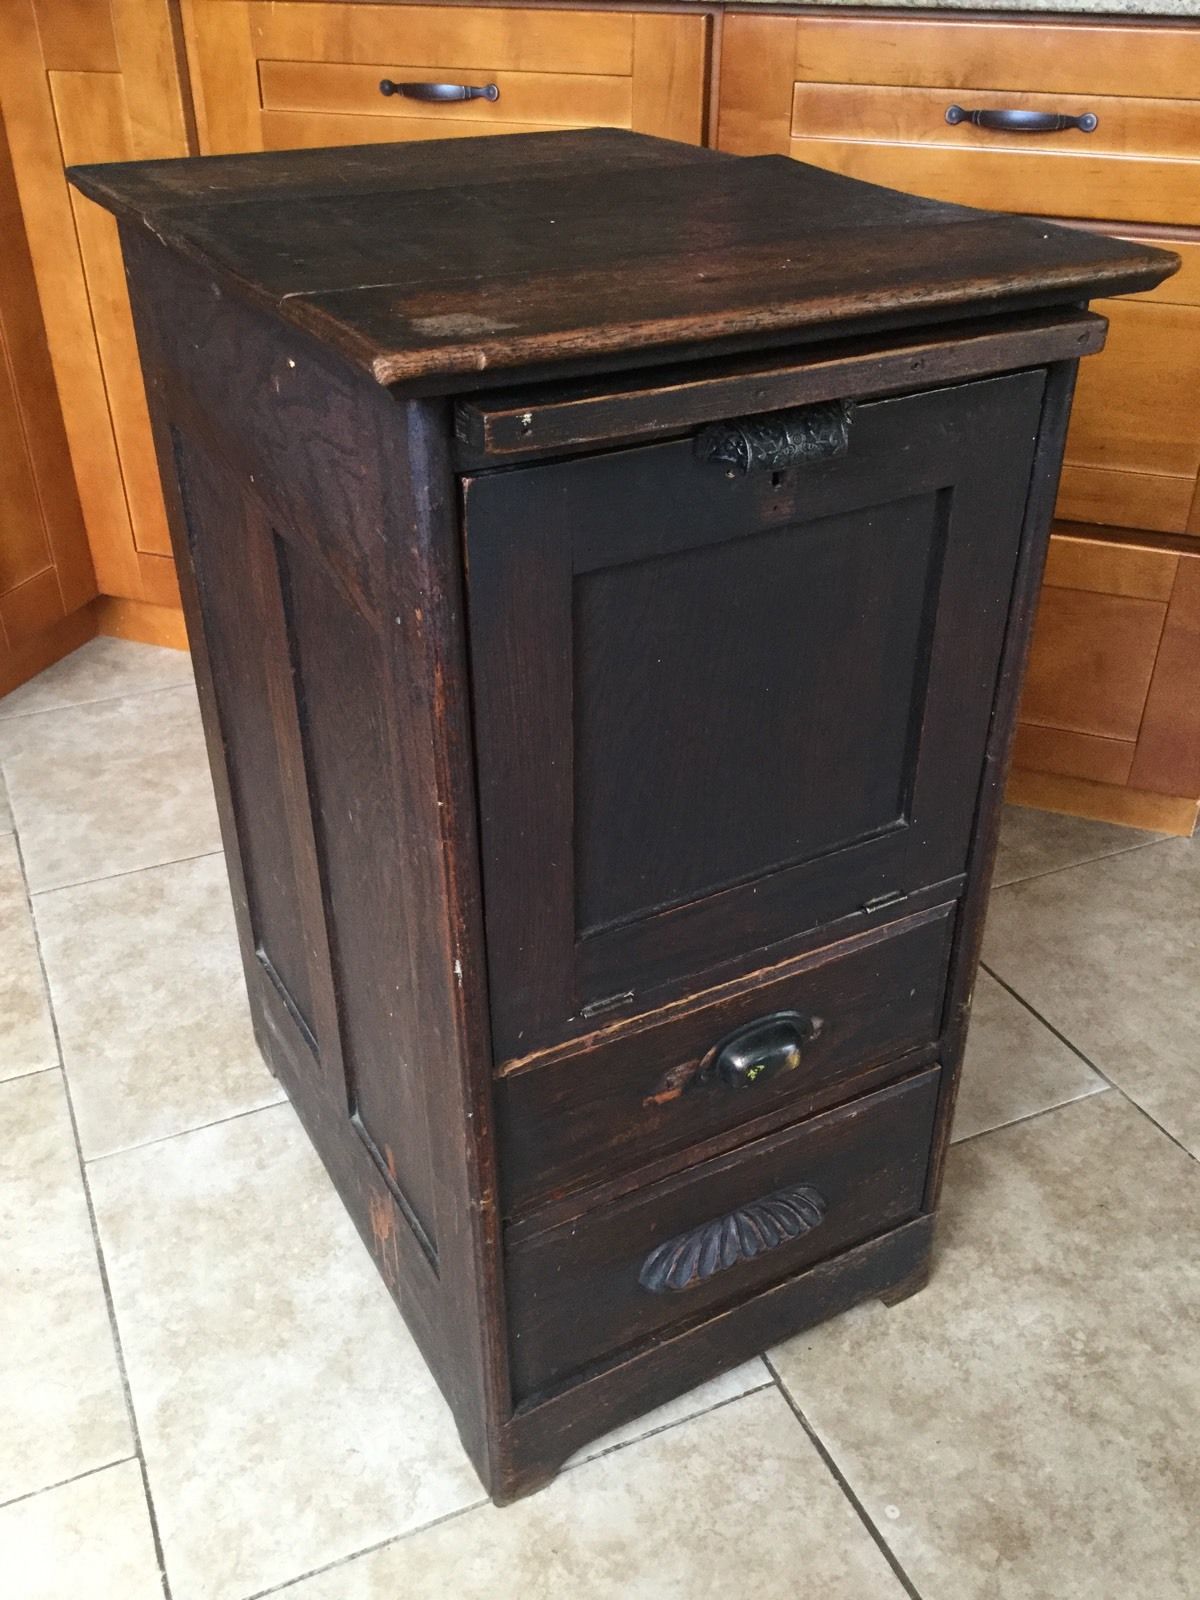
[69,127,1175,389]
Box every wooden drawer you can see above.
[183,1,707,154]
[499,902,953,1216]
[719,14,1200,226]
[506,1066,939,1399]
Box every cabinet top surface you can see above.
[70,128,1175,390]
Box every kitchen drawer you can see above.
[719,15,1200,226]
[466,372,1044,1061]
[499,901,953,1216]
[183,2,707,155]
[506,1066,940,1400]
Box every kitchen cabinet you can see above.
[719,10,1200,833]
[182,1,709,155]
[0,103,96,695]
[0,0,192,647]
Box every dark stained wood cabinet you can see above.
[70,129,1175,1501]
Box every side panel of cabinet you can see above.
[0,104,97,692]
[124,227,511,1492]
[182,1,708,155]
[0,0,191,633]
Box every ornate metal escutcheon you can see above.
[695,400,854,475]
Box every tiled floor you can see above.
[2,638,1196,1600]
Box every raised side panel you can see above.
[121,225,508,1492]
[278,531,439,1254]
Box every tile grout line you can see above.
[31,848,225,901]
[12,828,176,1600]
[84,1095,290,1168]
[950,1083,1112,1151]
[990,831,1174,892]
[978,961,1198,1165]
[237,1382,777,1600]
[0,677,196,726]
[0,1455,139,1514]
[762,1354,927,1600]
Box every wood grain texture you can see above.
[1020,585,1167,743]
[506,1068,940,1400]
[1127,555,1200,797]
[0,102,95,688]
[1006,767,1200,836]
[69,130,1175,390]
[1011,722,1136,787]
[86,129,1132,1501]
[0,0,191,617]
[499,904,954,1216]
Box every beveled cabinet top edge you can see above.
[69,127,1178,391]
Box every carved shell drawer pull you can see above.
[638,1183,827,1294]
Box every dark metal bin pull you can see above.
[945,104,1098,134]
[696,400,853,474]
[379,80,500,102]
[700,1010,821,1093]
[639,1183,827,1293]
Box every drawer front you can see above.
[466,373,1044,1060]
[506,1067,940,1400]
[719,15,1200,226]
[184,2,707,155]
[499,902,954,1216]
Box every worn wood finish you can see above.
[466,372,1047,1060]
[70,131,1171,391]
[499,904,954,1215]
[81,129,1170,1500]
[507,1068,940,1400]
[455,309,1106,462]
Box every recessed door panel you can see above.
[465,371,1046,1059]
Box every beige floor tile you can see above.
[0,636,192,721]
[0,684,220,891]
[983,837,1200,1154]
[771,1093,1200,1600]
[276,1388,910,1600]
[567,1358,772,1467]
[0,836,56,1084]
[0,1460,162,1600]
[88,1102,485,1600]
[0,768,12,833]
[991,804,1164,889]
[951,970,1104,1143]
[0,1072,132,1504]
[35,853,281,1159]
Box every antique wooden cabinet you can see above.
[70,130,1174,1501]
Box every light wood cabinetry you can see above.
[0,103,97,695]
[182,2,709,155]
[0,0,192,648]
[719,10,1200,834]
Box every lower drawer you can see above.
[506,1066,940,1400]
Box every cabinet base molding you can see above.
[0,604,96,700]
[1006,767,1199,837]
[92,595,188,651]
